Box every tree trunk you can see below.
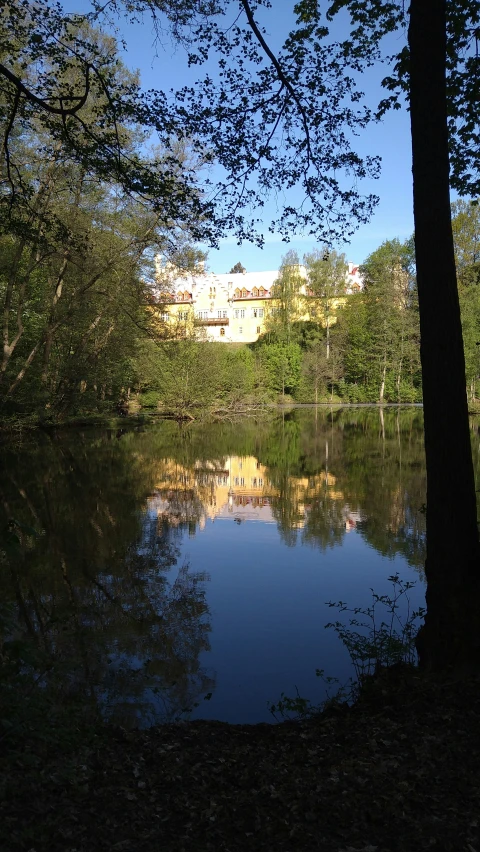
[409,0,480,669]
[42,253,69,384]
[379,356,386,404]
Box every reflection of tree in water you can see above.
[0,408,431,726]
[92,516,214,726]
[147,407,427,562]
[338,409,427,570]
[155,488,205,532]
[256,407,427,563]
[0,431,214,726]
[269,474,302,548]
[302,491,346,551]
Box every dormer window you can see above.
[242,288,248,298]
[252,287,259,297]
[235,288,241,298]
[259,287,265,296]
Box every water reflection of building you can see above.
[149,457,362,533]
[344,510,362,532]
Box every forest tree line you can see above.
[3,152,480,418]
[136,199,480,415]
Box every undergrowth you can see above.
[269,574,426,722]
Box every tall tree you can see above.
[0,15,208,414]
[264,251,305,345]
[303,248,348,361]
[408,0,480,668]
[452,202,480,402]
[360,239,420,403]
[451,200,480,272]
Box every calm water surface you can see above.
[1,407,438,724]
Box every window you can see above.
[252,478,257,487]
[259,287,265,296]
[235,288,241,298]
[257,326,261,334]
[258,308,264,318]
[242,288,248,297]
[220,328,225,336]
[161,312,169,321]
[252,287,259,297]
[258,478,263,487]
[240,309,245,318]
[223,310,227,318]
[234,476,239,486]
[182,312,189,320]
[218,310,222,317]
[234,309,239,319]
[252,309,257,318]
[239,327,243,334]
[240,477,245,486]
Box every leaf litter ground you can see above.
[1,668,479,852]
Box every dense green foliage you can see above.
[0,13,207,420]
[4,210,480,416]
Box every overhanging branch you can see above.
[0,62,91,117]
[238,0,312,164]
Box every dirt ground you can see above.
[2,668,479,852]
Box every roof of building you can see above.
[154,262,363,298]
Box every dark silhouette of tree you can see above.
[408,0,480,668]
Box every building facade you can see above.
[154,264,362,344]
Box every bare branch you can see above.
[238,0,312,165]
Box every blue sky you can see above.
[63,1,415,272]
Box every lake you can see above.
[0,407,438,725]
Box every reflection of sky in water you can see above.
[151,511,425,724]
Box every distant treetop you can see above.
[228,262,247,274]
